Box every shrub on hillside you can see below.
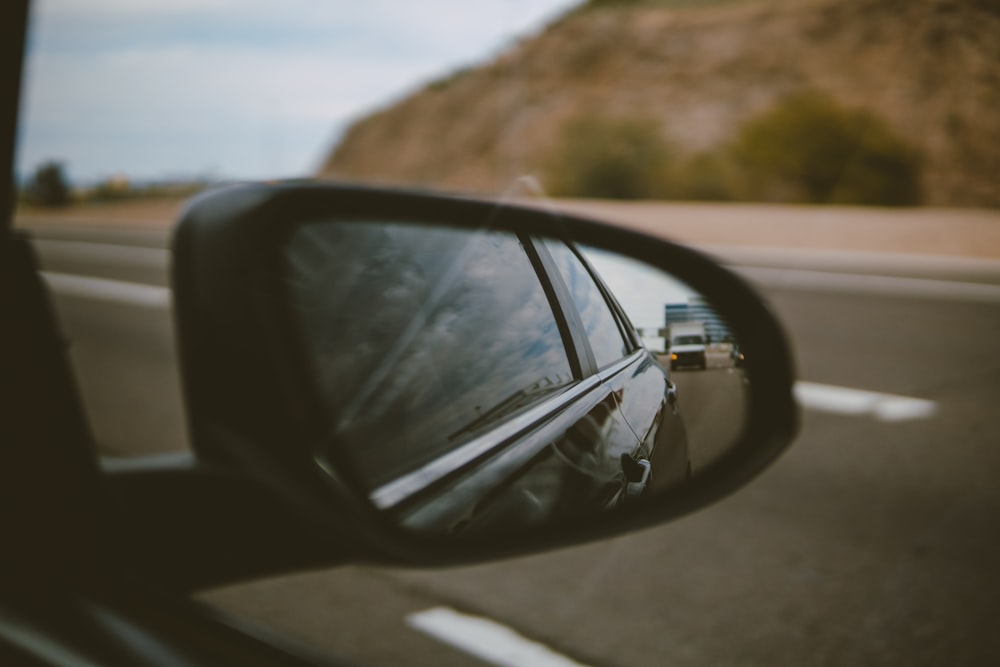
[545,114,673,199]
[670,152,741,201]
[730,92,922,206]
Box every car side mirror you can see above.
[169,181,797,569]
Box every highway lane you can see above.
[201,284,1000,667]
[23,229,1000,666]
[31,230,184,455]
[49,291,188,457]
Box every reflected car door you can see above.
[572,244,691,489]
[535,239,665,497]
[539,238,690,490]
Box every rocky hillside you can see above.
[318,0,1000,207]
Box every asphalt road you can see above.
[662,358,747,472]
[26,226,1000,667]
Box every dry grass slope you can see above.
[319,0,1000,207]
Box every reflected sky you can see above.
[581,246,698,349]
[542,238,630,369]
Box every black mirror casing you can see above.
[170,181,798,572]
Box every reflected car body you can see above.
[283,221,690,536]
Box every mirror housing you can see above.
[170,181,798,571]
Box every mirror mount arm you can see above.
[95,457,355,592]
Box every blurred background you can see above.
[14,0,1000,665]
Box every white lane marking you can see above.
[737,266,1000,303]
[795,382,937,422]
[42,271,170,309]
[407,607,591,667]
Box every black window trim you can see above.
[524,235,599,378]
[369,373,607,510]
[393,378,625,530]
[389,349,650,527]
[598,348,646,384]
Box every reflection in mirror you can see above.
[281,220,747,539]
[581,247,748,476]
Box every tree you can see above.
[545,114,673,200]
[24,161,72,207]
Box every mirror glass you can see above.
[281,219,748,538]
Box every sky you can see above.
[583,246,696,343]
[16,0,580,186]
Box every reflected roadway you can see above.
[663,359,747,472]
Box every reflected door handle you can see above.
[623,455,651,499]
[666,381,678,413]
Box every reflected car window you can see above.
[284,222,574,488]
[542,238,629,370]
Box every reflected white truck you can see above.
[667,321,707,370]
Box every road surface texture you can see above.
[17,200,1000,666]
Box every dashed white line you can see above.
[795,382,937,422]
[407,607,591,667]
[42,271,170,309]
